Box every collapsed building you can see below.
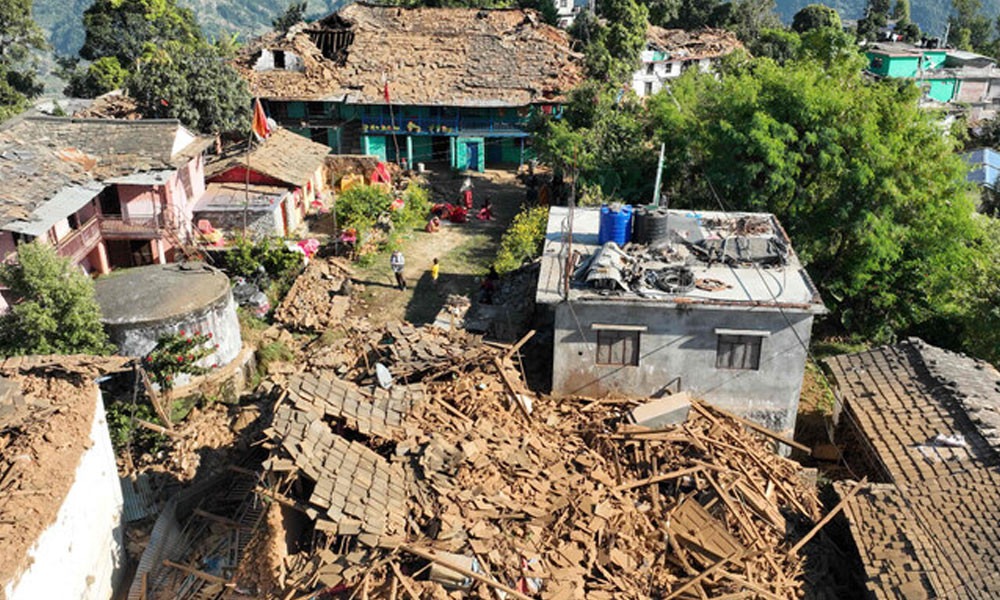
[536,206,827,439]
[128,313,829,599]
[235,2,583,170]
[826,338,1000,598]
[0,355,130,600]
[633,27,744,97]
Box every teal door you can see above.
[466,142,479,171]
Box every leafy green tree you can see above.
[641,0,681,27]
[856,0,891,40]
[59,55,128,98]
[273,1,308,32]
[892,0,909,20]
[727,0,782,43]
[792,4,842,33]
[493,205,549,274]
[948,0,992,52]
[127,42,250,133]
[585,0,649,82]
[668,0,728,30]
[0,0,47,119]
[0,242,112,356]
[80,0,202,68]
[748,27,802,63]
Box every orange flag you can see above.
[252,98,272,140]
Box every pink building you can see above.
[0,117,214,282]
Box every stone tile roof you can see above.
[825,339,1000,599]
[265,400,409,547]
[204,128,330,186]
[645,26,744,61]
[0,116,213,229]
[237,2,583,106]
[283,371,421,440]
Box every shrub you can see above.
[0,241,112,356]
[224,236,302,280]
[493,205,549,275]
[395,184,432,230]
[143,330,217,389]
[335,185,394,233]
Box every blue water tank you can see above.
[598,204,633,246]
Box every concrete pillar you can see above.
[520,138,525,168]
[154,240,166,265]
[95,241,110,275]
[406,136,413,168]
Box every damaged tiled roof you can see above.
[0,116,213,229]
[264,400,409,547]
[283,371,420,440]
[204,128,330,186]
[645,26,744,60]
[237,2,583,106]
[825,339,1000,599]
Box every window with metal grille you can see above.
[596,330,640,366]
[716,334,762,370]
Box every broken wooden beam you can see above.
[399,545,534,600]
[614,465,704,492]
[135,418,184,439]
[691,400,810,454]
[504,329,536,360]
[664,552,736,600]
[162,559,230,585]
[492,357,530,420]
[788,476,867,556]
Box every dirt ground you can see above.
[348,167,526,326]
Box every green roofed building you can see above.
[865,42,1000,118]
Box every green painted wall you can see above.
[362,135,387,161]
[453,137,485,172]
[868,50,947,78]
[411,136,434,163]
[923,51,946,69]
[924,78,957,102]
[500,138,523,163]
[287,101,306,119]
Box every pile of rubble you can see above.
[274,257,354,331]
[228,322,824,599]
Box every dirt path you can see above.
[350,167,525,325]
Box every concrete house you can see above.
[0,117,213,283]
[553,0,588,28]
[866,42,1000,118]
[536,207,826,437]
[236,2,582,171]
[195,128,331,238]
[632,27,742,98]
[964,146,1000,189]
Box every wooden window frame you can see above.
[715,334,763,371]
[596,329,640,367]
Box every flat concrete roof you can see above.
[95,263,232,325]
[536,206,826,313]
[195,182,287,213]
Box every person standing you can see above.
[431,257,440,288]
[390,250,406,290]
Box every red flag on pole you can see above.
[252,98,272,140]
[383,82,390,104]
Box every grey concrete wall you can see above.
[193,208,282,240]
[551,301,814,436]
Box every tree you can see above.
[59,55,128,97]
[127,42,251,133]
[0,242,112,356]
[0,0,47,119]
[892,0,909,21]
[727,0,782,43]
[748,28,801,64]
[272,1,308,32]
[584,0,649,82]
[80,0,202,68]
[856,0,891,40]
[948,0,991,52]
[792,4,842,33]
[641,0,681,27]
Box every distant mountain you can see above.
[33,0,349,57]
[774,0,998,39]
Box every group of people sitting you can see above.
[425,182,494,232]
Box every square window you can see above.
[644,81,653,96]
[646,63,655,75]
[716,334,762,370]
[596,330,640,366]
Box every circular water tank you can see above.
[633,207,650,244]
[94,263,242,370]
[646,209,671,243]
[598,204,633,246]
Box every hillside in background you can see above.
[775,0,999,39]
[34,0,348,57]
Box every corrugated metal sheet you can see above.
[1,181,106,236]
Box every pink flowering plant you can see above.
[143,330,219,389]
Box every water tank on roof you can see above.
[598,204,633,246]
[634,207,670,244]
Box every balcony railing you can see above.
[99,214,167,239]
[360,115,528,136]
[56,216,102,264]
